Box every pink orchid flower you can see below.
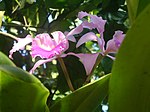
[75,30,125,75]
[66,11,107,52]
[76,30,125,58]
[9,11,125,76]
[9,31,98,75]
[72,11,125,58]
[69,11,125,75]
[9,31,69,73]
[9,35,33,59]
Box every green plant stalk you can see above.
[58,57,75,91]
[84,54,104,84]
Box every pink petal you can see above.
[78,11,89,19]
[31,32,69,59]
[76,32,98,48]
[105,39,117,54]
[90,15,106,34]
[105,30,125,54]
[82,21,96,30]
[97,34,105,52]
[66,24,83,38]
[52,31,69,52]
[78,11,106,35]
[29,57,56,74]
[64,52,99,75]
[51,31,66,44]
[113,30,125,48]
[9,35,32,59]
[64,31,76,42]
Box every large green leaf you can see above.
[136,0,150,17]
[0,51,15,66]
[50,74,110,112]
[126,0,139,24]
[0,65,50,112]
[109,4,150,112]
[126,0,150,24]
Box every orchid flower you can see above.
[9,11,125,78]
[9,31,98,76]
[10,31,68,73]
[76,30,125,57]
[69,11,125,58]
[67,11,125,76]
[66,11,107,51]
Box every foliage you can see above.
[1,0,150,112]
[0,52,49,112]
[109,3,150,112]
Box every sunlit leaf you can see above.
[0,51,15,66]
[126,0,139,24]
[50,74,110,112]
[126,0,150,24]
[0,65,50,112]
[109,4,150,112]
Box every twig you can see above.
[0,31,18,40]
[57,57,75,92]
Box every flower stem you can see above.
[84,54,104,84]
[58,57,75,92]
[0,31,18,40]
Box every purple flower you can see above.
[72,11,125,75]
[31,32,69,59]
[75,30,125,75]
[66,11,106,43]
[9,11,125,76]
[9,31,98,75]
[77,30,125,57]
[104,31,125,55]
[74,11,125,57]
[9,31,69,73]
[9,35,32,59]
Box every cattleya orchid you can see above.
[67,11,125,58]
[9,11,125,76]
[67,11,125,74]
[9,31,98,75]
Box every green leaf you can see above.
[0,11,5,27]
[0,51,15,66]
[136,0,150,16]
[126,0,150,24]
[126,0,139,24]
[50,74,110,112]
[0,65,50,112]
[109,4,150,112]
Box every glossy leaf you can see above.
[136,0,150,16]
[126,0,150,24]
[126,0,139,24]
[50,74,110,112]
[109,4,150,112]
[0,51,15,66]
[0,65,50,112]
